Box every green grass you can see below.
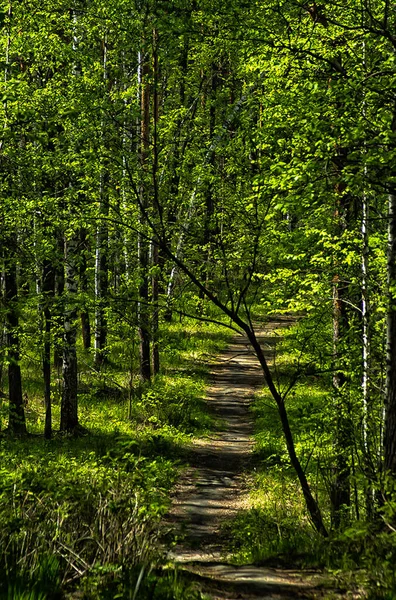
[0,317,231,599]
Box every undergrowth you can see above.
[0,318,230,599]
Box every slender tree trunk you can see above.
[53,233,65,369]
[383,97,396,474]
[0,271,6,397]
[384,189,396,474]
[2,4,25,435]
[245,326,328,537]
[60,11,83,432]
[0,317,5,432]
[0,318,5,397]
[332,273,351,527]
[361,182,375,514]
[60,234,79,433]
[79,229,91,350]
[121,52,134,285]
[5,247,26,435]
[137,45,151,382]
[151,29,160,375]
[360,39,375,514]
[41,259,54,439]
[151,241,160,375]
[94,195,109,366]
[201,63,217,298]
[94,37,109,367]
[160,241,328,536]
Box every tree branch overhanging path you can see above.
[116,170,328,536]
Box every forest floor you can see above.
[162,319,360,600]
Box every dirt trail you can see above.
[163,319,349,599]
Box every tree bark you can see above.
[0,318,5,399]
[331,148,352,528]
[201,62,217,297]
[5,248,26,435]
[151,29,160,375]
[152,241,160,375]
[361,179,375,515]
[245,326,328,537]
[94,198,109,367]
[332,273,351,527]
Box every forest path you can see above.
[163,318,346,599]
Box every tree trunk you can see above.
[201,62,217,298]
[60,234,79,433]
[245,326,329,537]
[94,197,109,367]
[53,233,65,369]
[160,244,328,536]
[151,29,160,375]
[384,190,396,474]
[0,270,6,398]
[137,45,151,382]
[41,259,55,439]
[0,319,5,398]
[94,37,109,368]
[332,274,351,527]
[152,241,160,375]
[361,181,375,515]
[5,249,26,435]
[79,229,91,350]
[162,42,188,322]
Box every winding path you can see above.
[163,320,350,599]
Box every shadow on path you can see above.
[162,319,348,599]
